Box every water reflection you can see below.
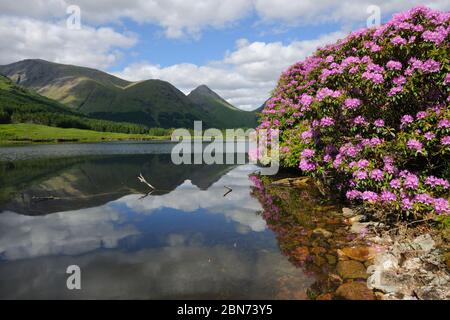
[0,154,239,215]
[0,147,313,299]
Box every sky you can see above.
[0,1,449,110]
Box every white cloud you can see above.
[114,31,345,110]
[1,1,448,39]
[0,0,253,39]
[254,0,450,24]
[0,165,266,261]
[0,16,137,69]
[0,206,139,260]
[119,165,267,233]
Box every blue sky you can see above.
[110,15,343,69]
[0,1,448,110]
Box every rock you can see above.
[372,252,399,271]
[328,273,343,286]
[271,177,312,188]
[339,246,377,262]
[337,249,349,261]
[313,228,332,238]
[313,255,327,267]
[444,252,450,270]
[415,286,450,300]
[316,293,333,300]
[325,254,337,265]
[335,282,375,300]
[342,207,355,217]
[350,222,370,234]
[336,260,368,279]
[311,246,326,255]
[367,269,415,295]
[349,215,364,223]
[412,234,435,252]
[402,257,422,270]
[292,246,310,263]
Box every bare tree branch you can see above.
[223,186,232,197]
[138,173,156,190]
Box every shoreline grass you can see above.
[0,124,170,145]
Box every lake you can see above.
[0,142,320,299]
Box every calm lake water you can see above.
[0,142,316,299]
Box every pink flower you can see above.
[424,132,435,140]
[404,173,419,189]
[353,116,367,126]
[353,170,368,180]
[301,149,315,158]
[441,136,450,145]
[299,159,316,172]
[301,130,313,141]
[374,119,385,127]
[438,119,450,128]
[422,27,448,45]
[346,190,362,200]
[386,60,402,70]
[320,117,335,127]
[388,86,403,96]
[421,59,441,73]
[371,169,384,181]
[391,36,407,45]
[344,98,361,110]
[425,176,449,189]
[393,76,406,86]
[390,179,401,189]
[381,190,397,203]
[401,115,414,127]
[434,198,450,215]
[407,139,423,152]
[362,191,378,203]
[416,111,427,119]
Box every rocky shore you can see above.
[343,207,450,300]
[253,175,450,300]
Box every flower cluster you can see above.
[257,6,450,220]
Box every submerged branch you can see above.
[138,173,156,190]
[223,186,233,197]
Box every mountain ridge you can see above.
[0,59,258,129]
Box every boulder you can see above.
[342,207,355,217]
[336,260,368,279]
[412,234,435,252]
[313,228,332,238]
[339,246,377,262]
[335,282,375,300]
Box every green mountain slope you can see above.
[0,59,258,129]
[187,85,257,128]
[0,74,147,134]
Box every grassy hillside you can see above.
[0,59,258,129]
[0,124,165,144]
[0,74,149,134]
[87,79,211,128]
[188,85,258,128]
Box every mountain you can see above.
[188,85,257,128]
[0,73,147,133]
[0,154,236,215]
[0,59,258,129]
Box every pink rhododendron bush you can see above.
[258,6,450,223]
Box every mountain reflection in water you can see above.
[0,144,314,299]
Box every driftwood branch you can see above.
[32,196,60,202]
[139,190,155,200]
[223,186,233,197]
[138,173,156,190]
